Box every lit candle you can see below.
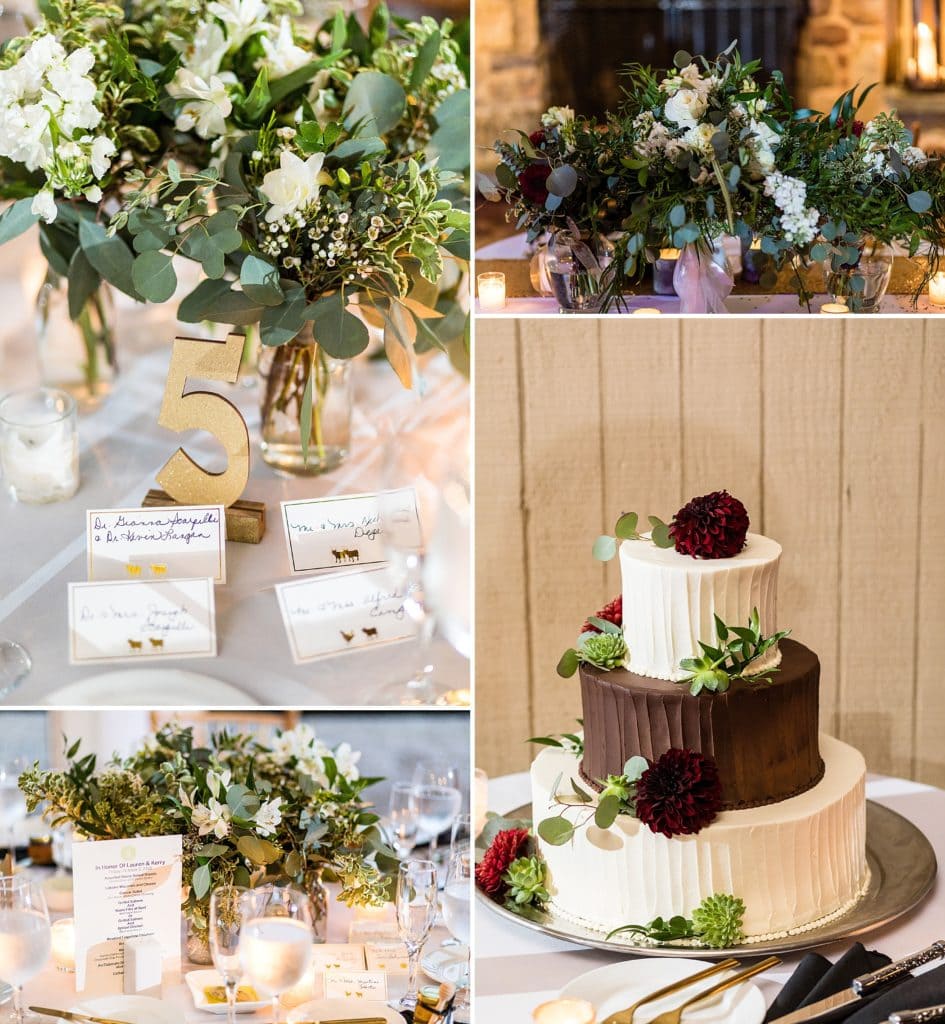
[914,22,939,84]
[0,388,79,504]
[355,901,394,922]
[659,248,680,259]
[820,302,850,315]
[930,271,945,306]
[749,237,763,251]
[632,307,662,316]
[51,918,76,973]
[478,272,507,311]
[473,768,489,837]
[533,998,596,1024]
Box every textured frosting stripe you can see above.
[532,735,868,939]
[620,533,782,681]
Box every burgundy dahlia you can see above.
[518,163,552,204]
[529,129,546,146]
[583,595,623,634]
[475,828,530,895]
[635,748,722,838]
[669,490,749,559]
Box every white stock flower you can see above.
[261,149,330,223]
[260,17,310,78]
[764,172,820,245]
[254,797,283,837]
[31,189,57,223]
[208,0,271,51]
[663,88,707,130]
[541,105,575,129]
[191,797,232,839]
[747,118,780,175]
[167,69,233,138]
[90,135,116,178]
[902,145,928,170]
[84,184,102,203]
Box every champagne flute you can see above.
[0,642,31,701]
[411,761,462,865]
[442,848,471,1011]
[209,885,249,1024]
[239,886,313,1024]
[387,782,419,859]
[0,759,27,858]
[395,860,438,1013]
[0,875,52,1023]
[440,814,471,948]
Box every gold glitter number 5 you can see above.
[156,334,249,508]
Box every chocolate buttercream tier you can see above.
[579,638,824,810]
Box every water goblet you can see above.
[387,782,419,860]
[441,848,471,1011]
[0,875,52,1023]
[411,762,462,866]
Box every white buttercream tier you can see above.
[621,532,782,680]
[531,733,868,940]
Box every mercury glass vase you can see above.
[186,919,214,965]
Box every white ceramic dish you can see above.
[559,957,767,1024]
[71,995,179,1024]
[421,945,469,985]
[286,998,406,1023]
[42,669,256,707]
[184,969,270,1014]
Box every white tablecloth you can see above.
[476,772,945,1021]
[0,234,469,705]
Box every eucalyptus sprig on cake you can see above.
[607,893,746,949]
[679,608,791,695]
[592,510,674,562]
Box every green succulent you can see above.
[503,856,550,908]
[691,893,746,948]
[600,775,633,804]
[577,630,629,671]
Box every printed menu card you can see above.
[72,834,183,995]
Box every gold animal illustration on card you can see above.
[127,639,143,651]
[150,563,167,576]
[362,627,378,638]
[149,637,164,649]
[126,564,142,577]
[340,630,355,643]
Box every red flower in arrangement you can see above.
[529,129,546,146]
[635,749,722,838]
[475,828,530,895]
[583,595,623,634]
[669,490,749,559]
[518,163,552,204]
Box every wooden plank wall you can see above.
[475,318,945,785]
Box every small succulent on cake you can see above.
[557,618,628,678]
[634,748,723,838]
[475,827,531,896]
[669,490,750,559]
[476,826,550,912]
[607,892,746,949]
[503,855,550,907]
[592,510,675,562]
[582,595,622,634]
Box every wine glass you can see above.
[210,885,250,1024]
[0,875,52,1023]
[0,759,27,857]
[394,860,438,1013]
[0,642,31,701]
[440,814,471,948]
[441,848,471,1012]
[238,886,313,1024]
[411,762,462,866]
[387,782,419,859]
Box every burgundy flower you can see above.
[669,490,749,559]
[852,119,865,137]
[529,129,546,146]
[476,828,530,895]
[583,595,623,634]
[635,749,722,838]
[518,163,552,205]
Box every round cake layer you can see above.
[620,532,782,680]
[579,638,823,809]
[531,734,867,941]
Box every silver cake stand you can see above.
[476,801,937,958]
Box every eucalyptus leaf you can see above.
[546,164,578,198]
[594,794,621,829]
[343,71,406,137]
[556,648,579,678]
[304,291,370,358]
[537,815,574,846]
[429,89,470,171]
[67,247,101,321]
[592,535,618,561]
[615,511,639,539]
[299,358,314,466]
[78,219,141,301]
[236,835,283,865]
[192,863,212,901]
[623,755,649,782]
[669,204,686,228]
[240,254,283,306]
[178,278,265,325]
[260,284,307,346]
[0,197,39,245]
[132,250,177,303]
[409,29,441,93]
[907,190,932,213]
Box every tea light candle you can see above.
[750,237,763,251]
[632,307,662,316]
[51,918,76,972]
[0,388,79,503]
[659,248,680,259]
[533,998,596,1024]
[478,272,507,311]
[820,302,850,315]
[930,272,945,306]
[355,901,394,921]
[474,768,489,837]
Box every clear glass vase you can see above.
[822,248,893,313]
[306,868,329,944]
[35,272,117,410]
[259,327,352,476]
[546,232,615,313]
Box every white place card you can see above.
[275,568,419,664]
[324,968,388,1001]
[280,488,421,573]
[87,505,226,584]
[72,834,183,995]
[365,939,409,974]
[347,920,401,943]
[68,578,217,664]
[311,943,367,975]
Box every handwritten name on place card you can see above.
[275,567,419,664]
[281,488,421,573]
[87,505,226,585]
[68,578,216,664]
[323,968,388,1000]
[365,940,409,973]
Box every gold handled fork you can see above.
[600,958,741,1024]
[647,955,782,1024]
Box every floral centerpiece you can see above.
[19,723,398,956]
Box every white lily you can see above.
[207,0,271,52]
[191,797,232,839]
[254,797,283,837]
[183,21,228,81]
[260,17,310,78]
[167,68,233,139]
[261,149,330,223]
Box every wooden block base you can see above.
[142,489,266,544]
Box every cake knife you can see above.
[769,941,945,1024]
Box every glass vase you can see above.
[259,326,352,476]
[35,271,117,410]
[306,868,329,944]
[822,247,893,313]
[546,232,615,313]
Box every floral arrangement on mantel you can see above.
[0,0,470,407]
[485,45,945,312]
[18,723,398,938]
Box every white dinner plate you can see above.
[41,669,256,707]
[559,957,766,1024]
[71,996,178,1024]
[184,969,270,1014]
[422,944,469,985]
[287,999,406,1024]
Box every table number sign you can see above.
[71,834,183,995]
[68,578,217,664]
[275,568,419,664]
[323,968,388,1001]
[281,489,422,573]
[86,505,226,584]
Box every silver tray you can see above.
[476,800,937,958]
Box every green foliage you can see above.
[607,892,746,948]
[593,509,674,564]
[503,856,550,908]
[557,617,627,678]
